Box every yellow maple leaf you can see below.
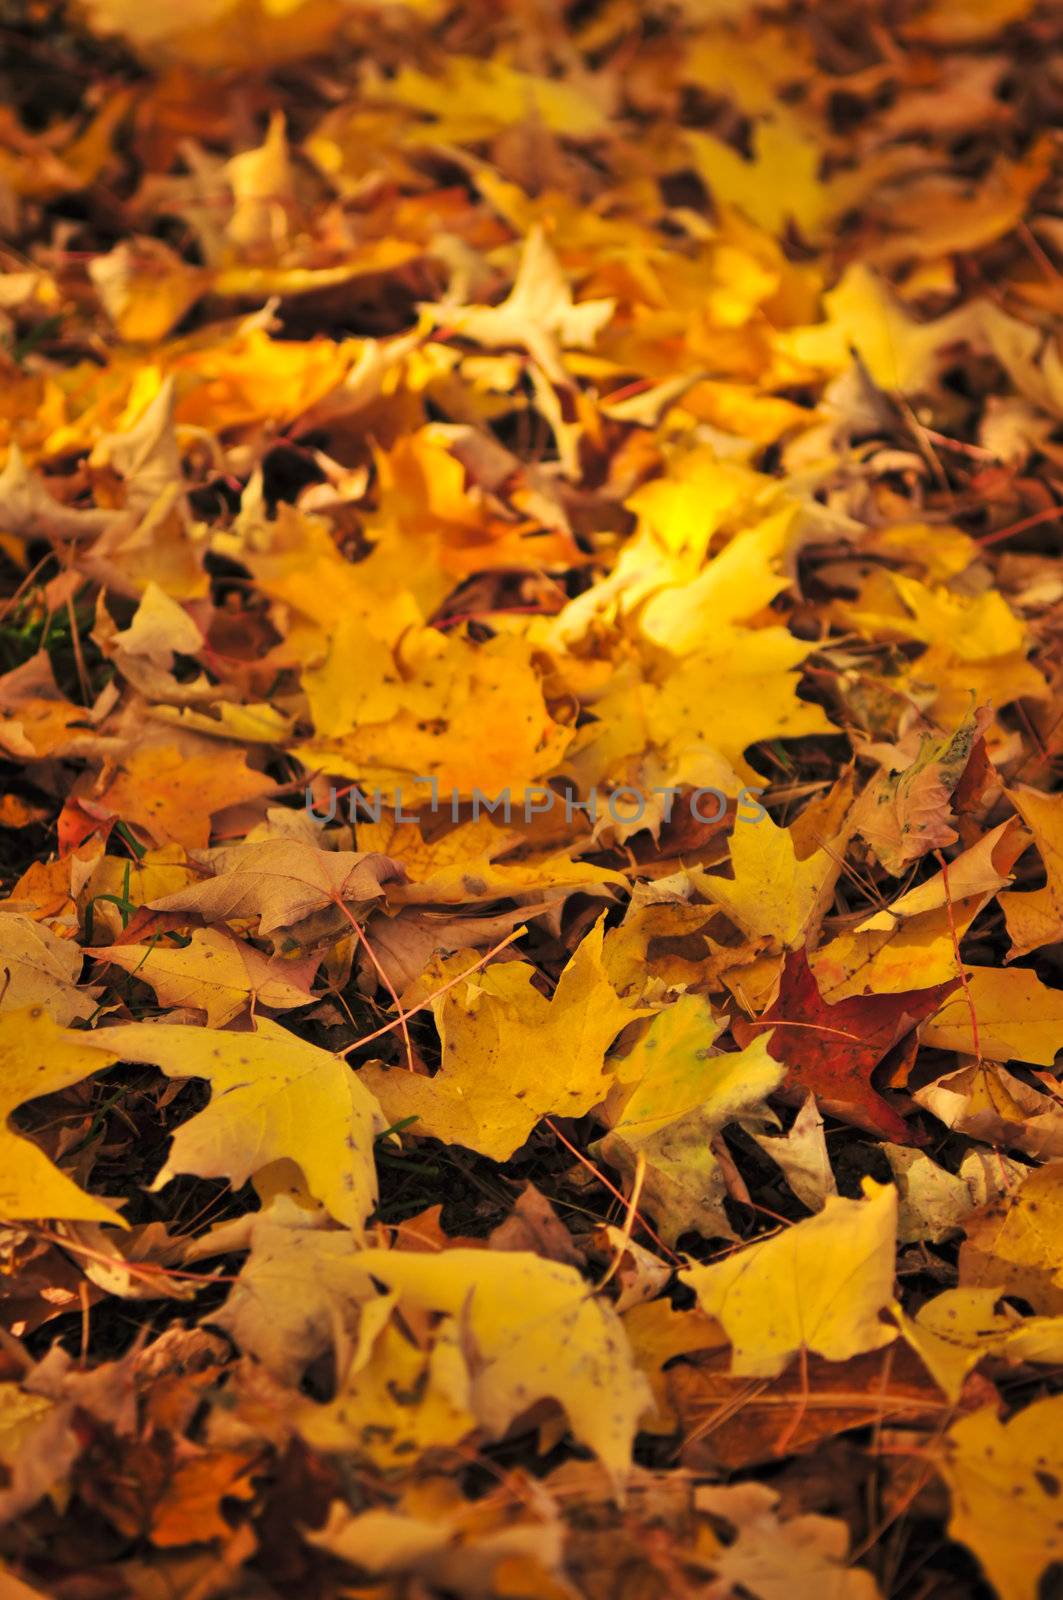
[687,118,914,242]
[88,927,315,1027]
[387,56,610,142]
[653,626,835,783]
[0,1009,121,1224]
[79,844,193,942]
[173,329,362,435]
[637,506,798,654]
[420,226,615,386]
[216,501,420,646]
[680,1180,898,1376]
[842,571,1028,662]
[915,1062,1063,1163]
[79,1018,386,1234]
[812,906,979,1001]
[691,813,835,950]
[361,917,648,1160]
[299,626,572,801]
[775,263,977,392]
[94,744,275,851]
[356,427,581,615]
[89,238,206,344]
[897,1287,1063,1401]
[941,1396,1063,1600]
[348,1248,651,1482]
[0,697,110,763]
[923,966,1063,1066]
[297,1303,476,1468]
[959,1162,1063,1315]
[855,819,1022,934]
[596,998,783,1244]
[1000,787,1063,959]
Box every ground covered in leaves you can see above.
[0,0,1062,1595]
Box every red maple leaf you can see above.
[734,949,961,1144]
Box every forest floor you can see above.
[0,1,1062,1597]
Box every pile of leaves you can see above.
[0,0,1062,1593]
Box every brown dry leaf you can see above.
[148,839,405,939]
[674,1342,945,1470]
[851,707,992,876]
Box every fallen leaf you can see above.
[691,812,836,950]
[79,1018,386,1234]
[148,840,404,939]
[0,1009,121,1224]
[752,1092,837,1212]
[149,1450,258,1547]
[621,1297,727,1433]
[347,1247,651,1482]
[212,1200,375,1383]
[958,1162,1063,1314]
[922,965,1063,1066]
[421,226,614,385]
[851,706,992,876]
[884,1145,1020,1245]
[941,1396,1063,1600]
[88,927,316,1026]
[361,917,648,1160]
[679,1180,898,1377]
[916,1061,1063,1160]
[674,1342,944,1470]
[735,948,959,1142]
[596,998,783,1243]
[694,1481,883,1600]
[0,913,99,1023]
[296,1300,476,1468]
[896,1287,1063,1401]
[1000,787,1063,958]
[93,745,275,851]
